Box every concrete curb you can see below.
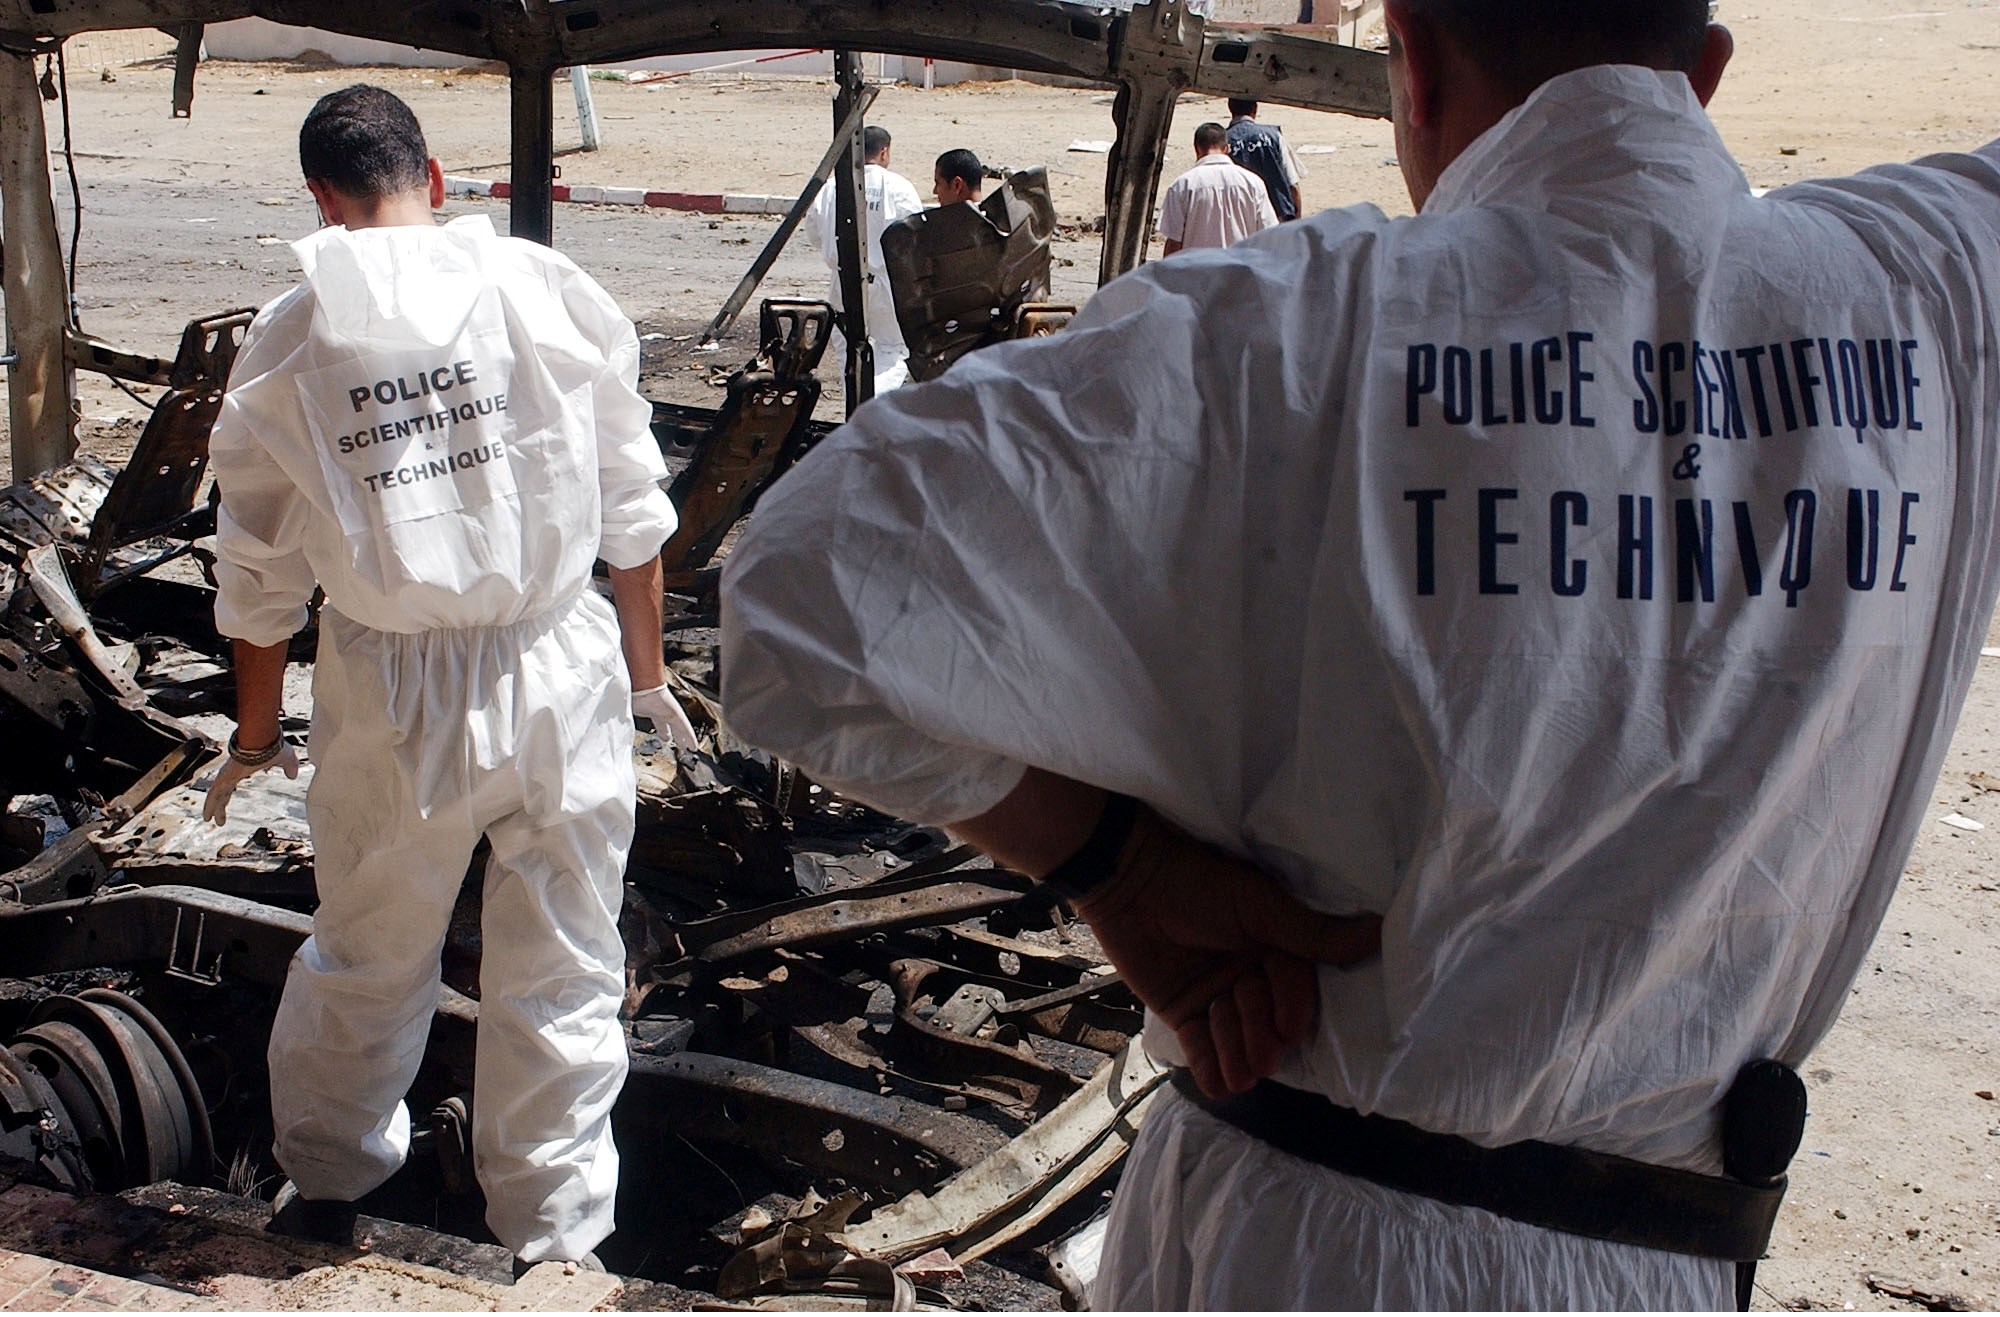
[444,175,794,215]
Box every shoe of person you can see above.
[511,1251,605,1281]
[265,1180,359,1246]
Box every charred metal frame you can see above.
[0,0,1386,474]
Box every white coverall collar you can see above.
[292,212,496,276]
[292,214,499,347]
[1422,64,1750,216]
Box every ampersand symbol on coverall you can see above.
[1672,444,1703,481]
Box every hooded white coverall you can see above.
[721,67,2000,1308]
[210,214,676,1263]
[803,162,925,392]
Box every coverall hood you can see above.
[295,215,494,350]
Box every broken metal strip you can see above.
[65,332,173,388]
[0,829,106,907]
[669,868,1032,966]
[1000,973,1128,1018]
[843,1038,1169,1263]
[622,1050,1006,1192]
[0,884,309,986]
[25,544,149,709]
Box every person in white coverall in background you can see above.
[802,124,924,393]
[201,85,695,1275]
[721,0,2000,1308]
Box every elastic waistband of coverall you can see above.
[322,585,609,647]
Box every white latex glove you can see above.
[202,741,300,825]
[632,683,700,751]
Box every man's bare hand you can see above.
[1073,808,1380,1100]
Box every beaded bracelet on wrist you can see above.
[228,731,284,768]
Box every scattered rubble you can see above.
[0,301,1140,1307]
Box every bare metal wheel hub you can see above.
[0,988,211,1191]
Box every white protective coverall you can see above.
[803,162,925,392]
[210,214,676,1263]
[721,68,2000,1308]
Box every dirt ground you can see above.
[2,0,1999,1308]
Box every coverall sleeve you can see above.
[557,265,678,571]
[721,254,1260,827]
[210,305,321,648]
[1771,140,2000,315]
[886,175,925,226]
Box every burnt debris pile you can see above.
[0,303,1158,1308]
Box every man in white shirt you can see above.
[720,0,2000,1308]
[803,125,924,391]
[1158,121,1278,255]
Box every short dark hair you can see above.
[299,85,430,198]
[1194,122,1228,152]
[1403,0,1711,97]
[935,148,984,190]
[863,125,892,161]
[1227,97,1258,118]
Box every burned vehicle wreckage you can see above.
[0,0,1387,1305]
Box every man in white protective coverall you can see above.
[200,85,696,1275]
[719,0,2000,1308]
[803,124,925,393]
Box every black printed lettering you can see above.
[1406,344,1437,426]
[1442,347,1474,425]
[1661,341,1688,437]
[1892,492,1919,591]
[1551,492,1588,597]
[1406,489,1446,596]
[1847,488,1880,590]
[1567,332,1596,428]
[1675,498,1716,603]
[1736,345,1774,439]
[1864,339,1901,429]
[1618,494,1654,601]
[1478,488,1519,595]
[1633,340,1659,433]
[1781,490,1816,608]
[1900,340,1923,432]
[1733,501,1763,597]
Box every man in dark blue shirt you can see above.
[1225,98,1304,221]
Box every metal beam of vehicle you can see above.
[621,1050,1006,1192]
[0,830,107,908]
[1195,27,1388,118]
[510,63,557,246]
[1098,0,1195,282]
[65,332,174,388]
[698,84,878,349]
[170,22,201,117]
[830,49,873,414]
[541,0,1120,82]
[669,869,1033,967]
[0,885,309,987]
[1,47,77,478]
[845,1038,1169,1263]
[1099,76,1182,283]
[0,4,496,59]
